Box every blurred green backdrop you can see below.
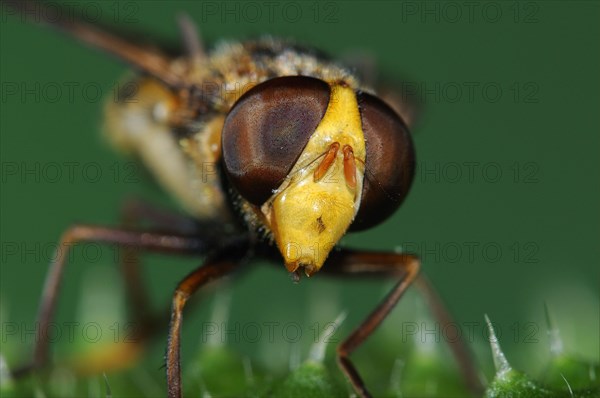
[1,0,598,394]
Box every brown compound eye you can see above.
[222,76,330,205]
[350,92,416,231]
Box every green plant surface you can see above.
[270,360,346,398]
[2,306,599,397]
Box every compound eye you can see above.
[222,76,330,205]
[350,92,416,231]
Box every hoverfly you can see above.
[4,1,482,397]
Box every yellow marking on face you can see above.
[262,83,366,276]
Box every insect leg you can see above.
[11,225,206,378]
[322,250,420,398]
[322,248,483,397]
[413,273,484,395]
[121,197,201,235]
[166,238,250,398]
[118,198,205,326]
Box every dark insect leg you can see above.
[166,238,250,398]
[118,198,203,326]
[323,250,420,398]
[323,249,482,397]
[414,274,484,395]
[12,225,206,378]
[120,197,200,235]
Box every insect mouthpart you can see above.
[286,258,318,278]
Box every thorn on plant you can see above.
[484,314,511,375]
[308,311,347,363]
[0,354,14,391]
[103,373,112,398]
[560,373,574,397]
[544,302,564,356]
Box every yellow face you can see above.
[222,76,415,278]
[261,84,366,276]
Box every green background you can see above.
[1,0,598,394]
